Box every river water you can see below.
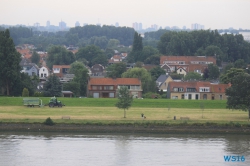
[0,132,249,166]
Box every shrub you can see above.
[33,92,44,97]
[43,117,55,126]
[22,88,29,97]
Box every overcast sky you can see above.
[1,0,250,29]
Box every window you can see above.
[104,86,113,90]
[44,74,47,77]
[181,94,184,99]
[173,87,184,92]
[41,74,43,77]
[109,93,114,98]
[220,95,222,100]
[92,86,97,90]
[187,88,196,92]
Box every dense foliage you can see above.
[157,30,250,64]
[43,75,62,97]
[0,29,22,95]
[46,46,76,69]
[225,73,250,119]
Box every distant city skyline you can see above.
[1,0,250,30]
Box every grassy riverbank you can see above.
[0,106,249,125]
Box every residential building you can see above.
[156,75,173,92]
[167,81,229,100]
[108,55,123,65]
[20,59,39,76]
[87,78,142,98]
[39,66,50,78]
[52,65,70,78]
[90,64,106,77]
[160,56,216,75]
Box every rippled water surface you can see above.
[0,132,249,166]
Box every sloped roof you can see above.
[89,78,141,85]
[156,75,170,83]
[160,56,216,65]
[53,65,70,69]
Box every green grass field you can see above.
[0,97,227,109]
[0,97,249,126]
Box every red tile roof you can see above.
[89,78,141,85]
[160,56,216,65]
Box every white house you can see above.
[39,66,50,78]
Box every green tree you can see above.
[46,45,75,69]
[140,46,159,62]
[184,72,202,81]
[63,82,80,97]
[144,55,160,65]
[76,45,105,66]
[220,68,245,84]
[107,39,120,48]
[92,54,108,66]
[149,66,166,80]
[69,61,89,96]
[31,51,40,65]
[127,32,143,62]
[122,67,155,93]
[234,59,247,69]
[225,73,250,120]
[106,63,127,78]
[208,64,220,80]
[0,29,22,95]
[43,75,62,97]
[22,88,29,97]
[115,86,133,118]
[203,68,209,80]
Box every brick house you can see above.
[167,81,229,100]
[87,78,142,98]
[160,56,216,75]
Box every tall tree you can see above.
[69,61,89,96]
[31,51,40,65]
[226,73,250,120]
[115,86,133,118]
[127,32,143,62]
[76,45,105,66]
[106,63,127,78]
[46,45,76,69]
[208,64,220,80]
[43,75,62,97]
[0,29,21,95]
[149,66,166,80]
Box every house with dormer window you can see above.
[167,81,229,100]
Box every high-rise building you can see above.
[191,23,204,30]
[46,21,50,27]
[59,21,66,30]
[139,23,142,30]
[133,22,142,31]
[75,21,80,27]
[34,22,40,27]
